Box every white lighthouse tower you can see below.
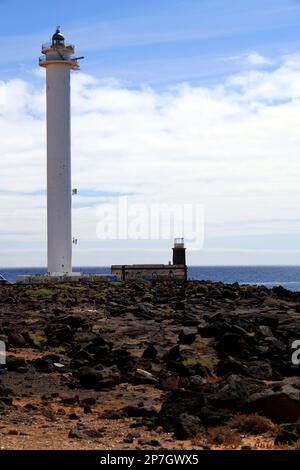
[39,27,81,275]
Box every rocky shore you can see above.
[1,280,300,450]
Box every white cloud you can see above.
[1,53,300,265]
[246,52,272,67]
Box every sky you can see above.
[1,0,300,266]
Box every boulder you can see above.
[246,361,273,380]
[207,374,250,410]
[217,357,246,376]
[159,374,180,391]
[198,405,232,426]
[171,413,203,440]
[198,321,231,338]
[8,332,27,348]
[45,324,73,345]
[258,325,274,338]
[272,286,295,299]
[6,356,27,372]
[32,357,54,373]
[134,368,158,385]
[68,424,105,439]
[142,344,158,360]
[178,328,197,345]
[124,405,158,418]
[274,430,299,445]
[216,333,249,358]
[158,389,205,433]
[247,385,300,423]
[76,367,103,389]
[163,345,181,362]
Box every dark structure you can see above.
[111,239,187,281]
[172,238,186,265]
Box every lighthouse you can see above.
[39,27,81,275]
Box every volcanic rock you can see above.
[8,332,27,348]
[68,424,105,439]
[158,389,205,433]
[32,357,54,373]
[134,368,158,385]
[171,413,203,440]
[76,367,103,389]
[163,345,181,362]
[6,356,27,372]
[142,344,158,360]
[178,328,197,345]
[274,430,299,445]
[124,405,158,418]
[247,384,300,423]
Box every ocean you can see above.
[1,266,300,291]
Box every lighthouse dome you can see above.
[52,27,64,45]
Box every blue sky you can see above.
[1,0,300,85]
[1,0,300,267]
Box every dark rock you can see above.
[0,397,13,406]
[216,333,249,358]
[68,424,105,439]
[8,332,27,348]
[172,413,203,440]
[136,304,152,319]
[69,358,90,370]
[258,325,273,338]
[247,384,300,423]
[189,375,207,388]
[246,361,273,380]
[60,315,88,329]
[68,427,84,439]
[134,368,158,385]
[6,356,27,372]
[217,357,246,376]
[260,316,279,330]
[76,366,120,390]
[77,367,102,389]
[158,389,205,433]
[100,410,125,420]
[60,395,79,405]
[124,405,158,418]
[138,438,161,447]
[113,348,136,374]
[142,344,158,360]
[274,430,299,445]
[159,374,180,391]
[24,403,38,411]
[163,345,181,362]
[80,397,96,406]
[178,328,197,345]
[272,286,295,299]
[199,405,231,426]
[45,324,73,345]
[208,374,250,410]
[198,320,231,339]
[32,357,54,372]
